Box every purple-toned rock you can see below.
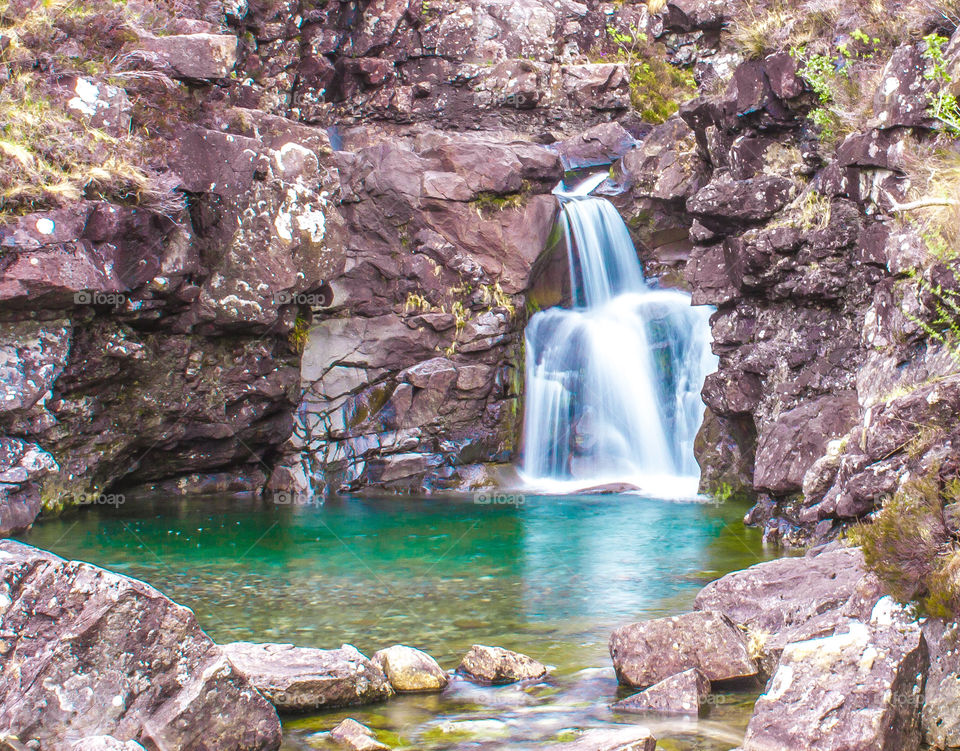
[0,540,281,750]
[612,668,711,715]
[456,645,548,685]
[742,600,927,751]
[137,33,238,79]
[70,738,147,751]
[221,641,393,711]
[694,546,882,674]
[609,610,757,688]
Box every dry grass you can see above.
[0,0,186,218]
[897,140,960,256]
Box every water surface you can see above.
[17,492,775,750]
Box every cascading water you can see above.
[521,175,717,498]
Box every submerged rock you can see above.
[0,540,281,750]
[609,610,757,688]
[456,644,548,685]
[546,726,656,751]
[329,719,390,751]
[372,644,449,693]
[612,668,710,715]
[742,599,927,751]
[221,641,393,711]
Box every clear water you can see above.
[16,492,775,750]
[522,181,717,497]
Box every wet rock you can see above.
[456,644,548,685]
[694,546,882,674]
[921,619,960,749]
[0,540,281,750]
[609,610,757,688]
[742,599,927,751]
[546,726,657,751]
[554,122,636,170]
[612,668,710,715]
[222,642,393,711]
[329,719,390,751]
[372,644,449,693]
[137,33,238,80]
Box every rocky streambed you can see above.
[3,492,959,751]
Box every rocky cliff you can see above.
[3,0,960,582]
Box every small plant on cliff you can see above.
[904,263,960,366]
[602,24,696,124]
[922,33,960,137]
[852,471,960,617]
[472,191,526,215]
[479,282,515,317]
[288,315,311,354]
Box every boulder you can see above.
[694,546,882,673]
[612,668,710,715]
[372,645,449,693]
[221,641,393,711]
[329,718,390,751]
[0,541,281,751]
[609,610,757,688]
[137,33,238,80]
[687,174,794,229]
[921,619,960,749]
[545,726,656,751]
[742,599,927,751]
[456,644,548,685]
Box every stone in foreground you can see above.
[612,668,710,715]
[546,726,656,750]
[456,644,548,685]
[609,610,757,688]
[137,33,238,79]
[222,641,393,711]
[71,739,148,751]
[0,540,281,751]
[694,546,881,673]
[329,719,390,751]
[372,644,449,692]
[920,619,960,749]
[742,599,927,751]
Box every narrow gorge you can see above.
[2,0,960,749]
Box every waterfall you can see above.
[521,176,717,498]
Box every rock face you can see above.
[0,540,281,750]
[921,619,960,749]
[456,644,548,685]
[609,610,757,688]
[693,546,883,673]
[70,739,147,751]
[545,726,657,751]
[612,668,710,715]
[742,599,928,751]
[372,645,449,693]
[221,642,393,711]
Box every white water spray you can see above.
[521,176,717,498]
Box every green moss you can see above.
[472,191,526,214]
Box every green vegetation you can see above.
[472,191,526,215]
[922,33,960,136]
[603,24,696,124]
[904,263,960,366]
[850,471,960,617]
[288,315,311,354]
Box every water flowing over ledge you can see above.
[521,176,717,499]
